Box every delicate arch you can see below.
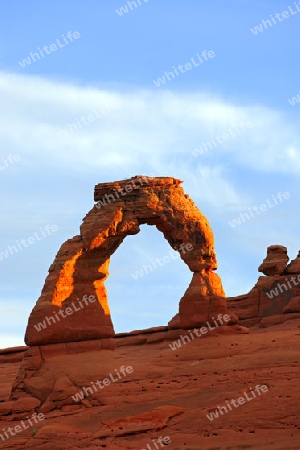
[25,176,227,345]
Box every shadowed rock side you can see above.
[228,245,300,327]
[258,244,289,276]
[25,175,229,346]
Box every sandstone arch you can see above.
[25,176,228,346]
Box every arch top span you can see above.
[87,175,217,272]
[25,175,228,346]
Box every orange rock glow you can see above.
[51,250,82,307]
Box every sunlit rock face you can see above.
[179,271,228,329]
[25,175,227,346]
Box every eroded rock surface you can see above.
[285,250,300,274]
[258,244,289,276]
[228,245,300,327]
[1,323,300,449]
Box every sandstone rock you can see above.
[226,311,238,324]
[228,245,300,327]
[11,396,41,413]
[166,328,183,340]
[0,346,27,364]
[258,245,289,276]
[96,405,184,437]
[0,401,14,416]
[259,313,300,327]
[285,250,300,274]
[227,288,260,325]
[168,313,180,329]
[0,346,27,354]
[179,271,227,328]
[23,375,54,402]
[128,326,167,336]
[283,296,300,314]
[47,375,80,405]
[118,335,147,346]
[39,400,56,414]
[2,321,300,448]
[21,346,42,370]
[35,423,88,438]
[146,331,168,343]
[25,176,228,346]
[227,277,293,327]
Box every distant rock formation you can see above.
[258,245,289,276]
[25,175,231,346]
[228,245,300,327]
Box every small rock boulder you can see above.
[258,245,289,276]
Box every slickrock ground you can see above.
[1,320,299,450]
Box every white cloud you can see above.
[0,71,299,178]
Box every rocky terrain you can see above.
[0,320,299,449]
[0,176,299,449]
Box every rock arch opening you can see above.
[106,224,192,333]
[25,176,228,346]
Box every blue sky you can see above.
[0,0,299,348]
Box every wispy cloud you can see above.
[0,72,299,177]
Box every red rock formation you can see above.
[25,176,228,346]
[258,244,289,276]
[285,250,300,274]
[1,321,300,449]
[95,405,184,437]
[179,271,232,328]
[228,245,300,327]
